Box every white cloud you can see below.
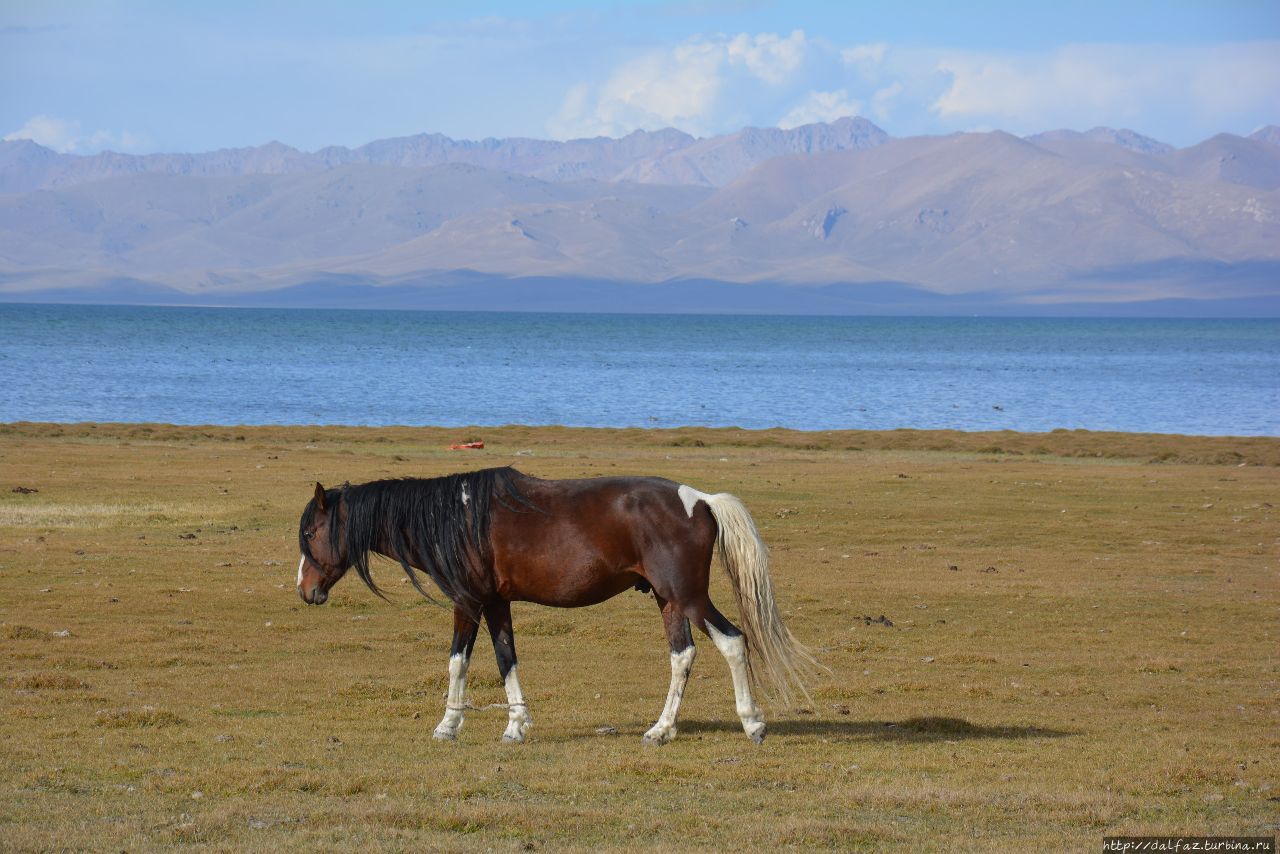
[931,41,1280,134]
[869,81,904,122]
[549,32,1280,146]
[550,39,724,138]
[841,42,887,77]
[549,30,809,138]
[726,29,806,85]
[4,114,146,153]
[779,89,863,129]
[4,115,82,151]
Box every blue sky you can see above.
[3,1,1278,154]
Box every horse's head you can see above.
[297,482,348,605]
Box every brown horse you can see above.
[296,467,818,744]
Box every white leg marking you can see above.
[706,623,766,743]
[433,653,469,740]
[677,484,711,518]
[501,664,533,743]
[643,645,696,745]
[296,555,306,588]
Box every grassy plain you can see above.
[1,422,1277,851]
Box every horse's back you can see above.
[487,473,716,606]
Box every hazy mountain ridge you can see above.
[0,119,885,194]
[614,117,889,187]
[0,164,708,276]
[2,119,1278,311]
[1027,127,1175,154]
[1249,125,1280,146]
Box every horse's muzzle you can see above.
[299,585,328,605]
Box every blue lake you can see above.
[0,304,1276,435]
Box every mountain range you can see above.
[1,118,1277,314]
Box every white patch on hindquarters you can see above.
[678,484,711,518]
[643,645,696,745]
[296,555,306,588]
[461,484,470,506]
[502,664,533,743]
[705,622,766,743]
[433,653,470,740]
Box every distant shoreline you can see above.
[4,282,1280,319]
[4,422,1277,466]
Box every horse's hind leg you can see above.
[688,598,766,744]
[434,607,480,741]
[484,600,533,743]
[643,595,696,746]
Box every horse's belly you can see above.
[498,557,640,607]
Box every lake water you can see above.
[1,304,1277,435]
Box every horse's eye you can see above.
[304,530,315,540]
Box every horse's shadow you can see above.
[677,715,1073,742]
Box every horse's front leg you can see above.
[484,600,532,743]
[433,607,480,741]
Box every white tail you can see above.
[685,487,823,708]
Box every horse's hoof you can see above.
[642,728,674,746]
[501,733,525,744]
[433,728,458,741]
[747,726,766,745]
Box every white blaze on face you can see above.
[297,555,306,588]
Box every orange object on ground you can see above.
[449,442,485,450]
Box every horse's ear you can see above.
[314,482,326,511]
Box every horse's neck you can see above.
[369,514,424,568]
[340,500,395,563]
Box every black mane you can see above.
[300,467,535,616]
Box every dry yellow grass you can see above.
[0,422,1277,851]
